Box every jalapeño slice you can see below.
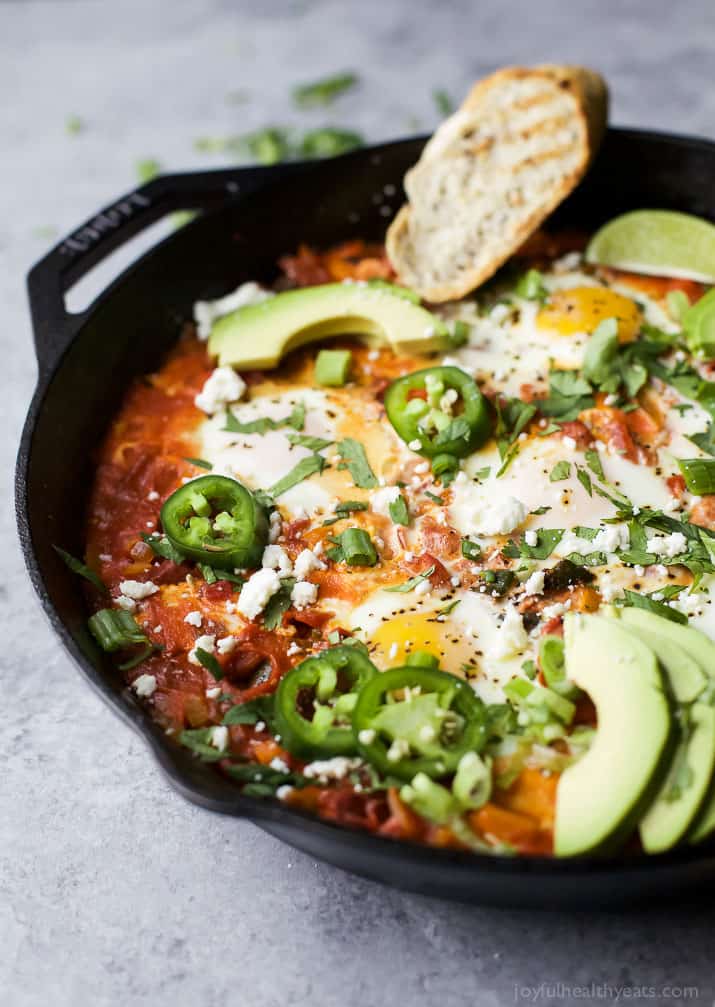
[275,645,378,759]
[352,666,487,781]
[384,365,490,458]
[160,474,268,570]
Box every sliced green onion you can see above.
[432,452,459,480]
[400,773,457,825]
[405,651,439,669]
[53,546,106,592]
[452,751,491,810]
[315,349,352,386]
[678,457,715,495]
[515,269,548,302]
[89,609,148,651]
[337,527,377,566]
[461,538,482,561]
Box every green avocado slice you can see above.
[208,283,453,369]
[613,608,715,848]
[554,613,672,857]
[616,620,714,852]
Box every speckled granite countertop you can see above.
[4,2,715,1004]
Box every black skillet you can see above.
[16,128,715,907]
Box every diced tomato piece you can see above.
[553,420,592,448]
[667,474,686,499]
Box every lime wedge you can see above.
[585,210,715,282]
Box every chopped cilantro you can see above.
[268,453,326,498]
[549,460,571,482]
[53,546,106,592]
[336,438,378,488]
[195,647,223,680]
[384,566,435,593]
[183,456,213,470]
[433,89,454,116]
[263,578,296,629]
[388,494,410,526]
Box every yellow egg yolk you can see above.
[371,612,453,668]
[536,286,642,342]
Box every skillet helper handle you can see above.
[26,164,294,375]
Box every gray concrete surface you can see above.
[3,2,715,1005]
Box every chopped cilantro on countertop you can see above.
[293,72,358,107]
[433,89,455,116]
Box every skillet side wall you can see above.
[17,129,715,905]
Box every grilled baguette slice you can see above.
[386,65,608,302]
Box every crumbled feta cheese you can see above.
[188,634,216,665]
[184,610,203,627]
[670,591,704,617]
[488,606,528,659]
[206,686,221,699]
[541,601,569,621]
[474,496,528,537]
[287,642,302,657]
[293,548,326,580]
[523,570,545,596]
[415,461,431,475]
[268,509,282,544]
[147,490,160,501]
[116,595,137,612]
[269,757,290,773]
[210,726,229,751]
[291,581,318,609]
[216,635,236,655]
[647,531,688,558]
[358,728,376,745]
[414,579,432,597]
[276,785,294,800]
[562,435,577,451]
[592,524,629,554]
[193,281,272,340]
[408,439,422,451]
[262,544,293,576]
[195,366,246,414]
[237,568,282,621]
[119,579,159,600]
[524,529,538,548]
[303,756,362,781]
[132,674,157,697]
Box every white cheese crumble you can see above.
[216,635,236,655]
[291,581,319,609]
[206,686,221,698]
[370,485,401,516]
[132,674,157,698]
[193,281,273,340]
[523,570,545,596]
[184,610,203,627]
[488,606,528,659]
[293,548,326,580]
[188,634,217,665]
[475,496,528,537]
[268,510,283,544]
[237,568,282,620]
[524,529,538,548]
[195,366,247,415]
[261,544,293,576]
[116,595,137,612]
[119,579,159,600]
[647,531,688,558]
[269,757,290,773]
[303,757,362,781]
[210,726,229,751]
[591,524,629,554]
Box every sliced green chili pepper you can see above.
[160,474,268,570]
[352,666,487,781]
[384,366,490,458]
[275,644,378,758]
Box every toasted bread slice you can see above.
[386,65,608,302]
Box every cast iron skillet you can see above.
[16,128,715,908]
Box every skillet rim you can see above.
[16,126,715,897]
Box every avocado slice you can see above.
[208,283,453,370]
[617,608,715,847]
[614,613,714,852]
[554,613,672,857]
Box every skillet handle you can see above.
[26,164,298,376]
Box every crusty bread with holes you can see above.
[386,65,608,302]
